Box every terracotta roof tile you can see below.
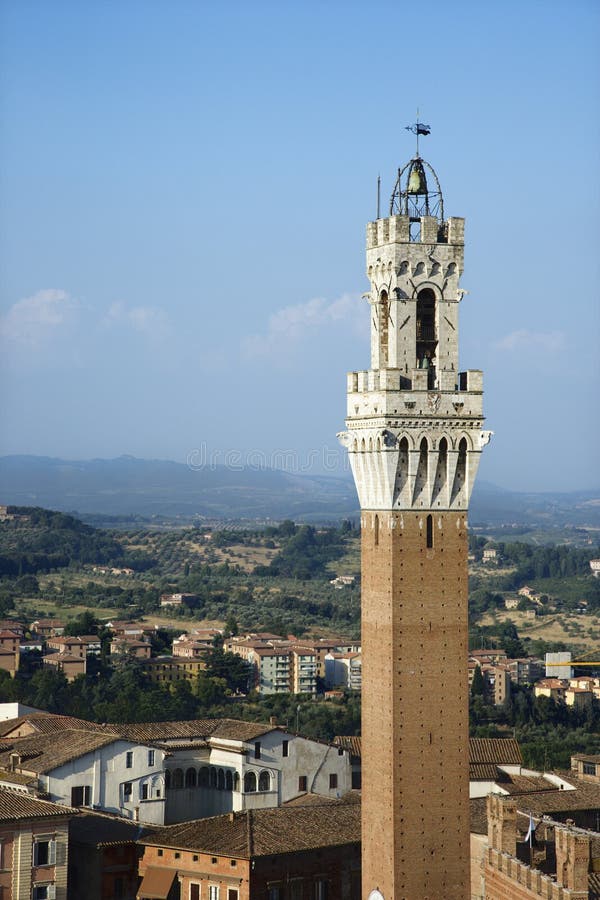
[104,718,277,744]
[333,736,361,758]
[0,787,76,820]
[141,801,360,858]
[469,738,522,765]
[0,730,118,775]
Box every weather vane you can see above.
[405,109,431,157]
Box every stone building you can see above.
[338,144,490,898]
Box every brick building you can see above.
[137,797,361,900]
[481,795,600,900]
[0,788,75,900]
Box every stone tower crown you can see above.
[338,154,491,512]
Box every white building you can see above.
[0,713,352,826]
[324,652,362,691]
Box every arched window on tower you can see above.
[374,514,379,547]
[426,514,433,549]
[416,288,437,387]
[379,290,389,368]
[452,437,468,504]
[244,771,257,793]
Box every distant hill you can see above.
[0,455,358,521]
[0,455,598,527]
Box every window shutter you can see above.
[48,886,57,900]
[48,840,56,865]
[55,840,66,866]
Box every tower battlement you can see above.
[366,213,465,249]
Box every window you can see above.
[225,771,233,791]
[268,886,282,900]
[314,880,328,900]
[190,886,200,900]
[33,839,55,866]
[289,881,303,900]
[70,785,91,807]
[227,891,238,900]
[254,742,261,759]
[140,783,149,801]
[208,886,219,900]
[258,770,270,792]
[173,768,184,789]
[298,775,307,792]
[123,782,132,801]
[125,751,133,769]
[148,750,155,766]
[114,877,124,899]
[584,762,596,775]
[426,514,433,549]
[199,767,209,787]
[244,771,256,793]
[32,887,55,900]
[186,767,197,788]
[157,849,163,857]
[217,769,225,790]
[329,774,338,790]
[282,740,289,757]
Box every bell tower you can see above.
[338,140,491,899]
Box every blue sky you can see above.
[0,0,598,492]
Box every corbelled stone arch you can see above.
[450,436,468,506]
[432,435,449,508]
[413,435,429,505]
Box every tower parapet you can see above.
[339,159,491,513]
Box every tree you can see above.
[471,665,486,699]
[225,614,239,637]
[63,611,100,636]
[29,668,69,713]
[204,649,251,694]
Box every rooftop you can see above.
[0,787,76,821]
[141,800,360,858]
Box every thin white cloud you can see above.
[104,302,169,337]
[0,289,79,346]
[243,293,366,358]
[494,329,566,353]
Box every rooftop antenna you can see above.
[405,108,431,158]
[376,174,381,219]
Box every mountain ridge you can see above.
[0,454,598,525]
